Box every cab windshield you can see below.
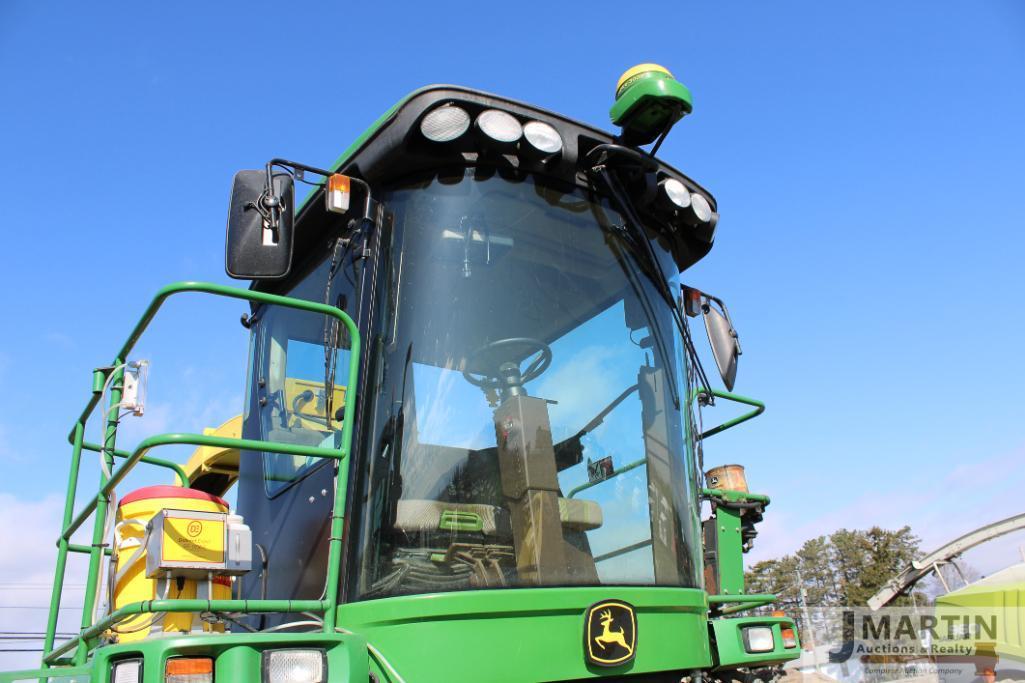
[351,168,702,598]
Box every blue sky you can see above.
[1,0,1024,668]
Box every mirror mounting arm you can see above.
[264,158,373,222]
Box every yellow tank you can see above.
[111,486,231,642]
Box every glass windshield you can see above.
[351,168,702,598]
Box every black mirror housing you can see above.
[225,170,295,280]
[703,304,740,391]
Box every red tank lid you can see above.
[119,485,228,509]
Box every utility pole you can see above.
[797,568,819,673]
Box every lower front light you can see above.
[112,658,142,683]
[742,626,776,653]
[263,649,326,683]
[166,657,213,683]
[781,626,798,648]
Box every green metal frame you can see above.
[702,489,771,603]
[39,281,361,669]
[710,504,746,596]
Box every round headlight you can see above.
[523,120,563,155]
[477,109,522,144]
[420,105,471,142]
[660,178,691,210]
[690,193,713,223]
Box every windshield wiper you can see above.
[590,164,716,403]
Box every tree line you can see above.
[744,525,923,611]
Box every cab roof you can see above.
[289,85,716,277]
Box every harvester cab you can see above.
[8,66,800,683]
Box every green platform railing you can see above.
[707,593,778,615]
[692,387,765,439]
[41,282,360,668]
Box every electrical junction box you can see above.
[145,509,252,579]
[120,361,149,416]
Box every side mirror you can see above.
[702,300,741,392]
[225,170,295,280]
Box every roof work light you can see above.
[476,109,523,145]
[420,104,471,142]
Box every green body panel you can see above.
[337,587,711,682]
[710,616,800,669]
[935,575,1025,663]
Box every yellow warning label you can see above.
[162,515,225,564]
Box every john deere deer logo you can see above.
[585,600,637,667]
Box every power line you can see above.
[0,583,87,586]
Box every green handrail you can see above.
[0,663,91,683]
[45,599,327,664]
[42,422,86,659]
[82,440,189,486]
[42,281,361,667]
[692,387,765,439]
[61,433,351,543]
[66,282,358,443]
[707,593,777,615]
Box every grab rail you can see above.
[42,282,361,667]
[692,388,765,439]
[707,593,778,615]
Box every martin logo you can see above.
[584,600,637,667]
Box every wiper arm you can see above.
[591,164,716,403]
[576,384,638,438]
[322,237,350,430]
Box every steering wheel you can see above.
[463,337,553,398]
